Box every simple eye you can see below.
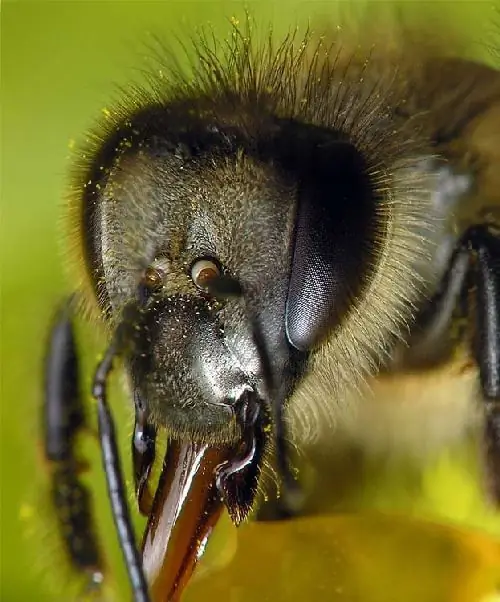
[191,258,221,290]
[145,266,164,287]
[138,265,165,304]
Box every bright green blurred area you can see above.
[1,2,500,602]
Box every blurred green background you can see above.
[2,2,500,601]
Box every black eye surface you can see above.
[190,258,221,291]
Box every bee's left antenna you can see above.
[92,304,151,602]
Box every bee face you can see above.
[78,84,396,450]
[82,116,304,442]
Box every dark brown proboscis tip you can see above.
[141,425,266,602]
[141,441,229,602]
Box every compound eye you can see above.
[191,258,220,291]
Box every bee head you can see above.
[79,101,380,452]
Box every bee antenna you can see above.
[92,302,151,602]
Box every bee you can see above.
[42,6,500,602]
